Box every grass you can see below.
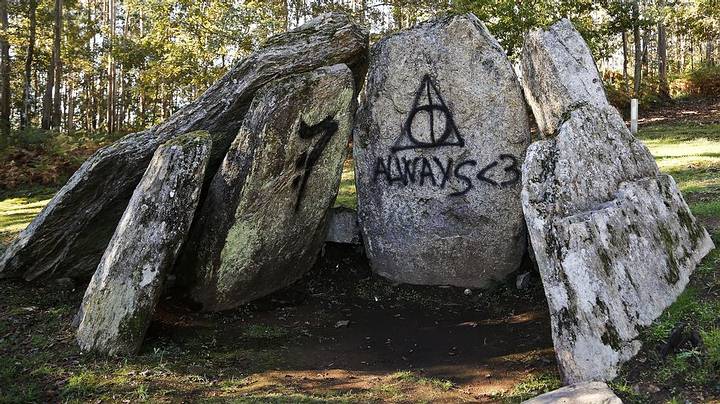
[610,122,720,403]
[334,157,356,209]
[0,186,56,246]
[498,372,562,403]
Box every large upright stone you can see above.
[0,13,368,282]
[353,14,531,287]
[521,19,714,383]
[76,132,211,355]
[182,64,355,311]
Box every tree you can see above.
[107,0,116,133]
[20,0,37,130]
[41,0,57,130]
[633,0,642,97]
[657,0,670,100]
[52,0,63,128]
[0,0,10,138]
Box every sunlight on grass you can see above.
[639,123,720,143]
[639,125,720,199]
[611,123,720,401]
[334,158,356,209]
[501,372,561,403]
[0,188,55,245]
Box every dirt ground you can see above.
[153,244,555,402]
[0,243,556,403]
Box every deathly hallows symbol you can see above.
[391,74,464,153]
[291,115,339,212]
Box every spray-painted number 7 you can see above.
[292,116,339,211]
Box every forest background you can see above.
[0,0,718,189]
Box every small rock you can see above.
[516,272,531,290]
[334,320,350,328]
[463,289,472,296]
[326,207,361,245]
[521,381,622,404]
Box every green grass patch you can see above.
[610,122,720,401]
[389,370,455,391]
[638,123,720,143]
[334,158,356,209]
[500,372,562,403]
[0,186,56,245]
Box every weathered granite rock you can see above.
[0,13,368,282]
[521,19,714,383]
[520,19,609,136]
[183,64,355,311]
[326,207,361,244]
[521,382,622,404]
[353,14,531,287]
[76,132,211,355]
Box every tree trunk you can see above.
[642,29,650,78]
[66,80,74,134]
[708,39,715,66]
[41,6,56,129]
[106,0,116,134]
[21,0,37,130]
[676,33,682,72]
[0,0,11,139]
[633,0,642,97]
[622,31,629,93]
[51,0,63,129]
[657,0,670,100]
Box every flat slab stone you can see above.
[76,132,211,355]
[353,14,531,287]
[326,207,361,244]
[522,382,622,404]
[0,13,368,282]
[521,19,714,383]
[183,64,356,311]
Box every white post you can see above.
[630,98,638,135]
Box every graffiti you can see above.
[292,116,338,211]
[392,74,464,152]
[372,154,521,196]
[372,74,521,196]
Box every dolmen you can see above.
[0,10,714,388]
[0,13,369,355]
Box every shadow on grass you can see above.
[638,123,720,143]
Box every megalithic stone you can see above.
[182,64,355,312]
[76,131,211,356]
[520,19,714,383]
[0,13,368,282]
[353,14,531,288]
